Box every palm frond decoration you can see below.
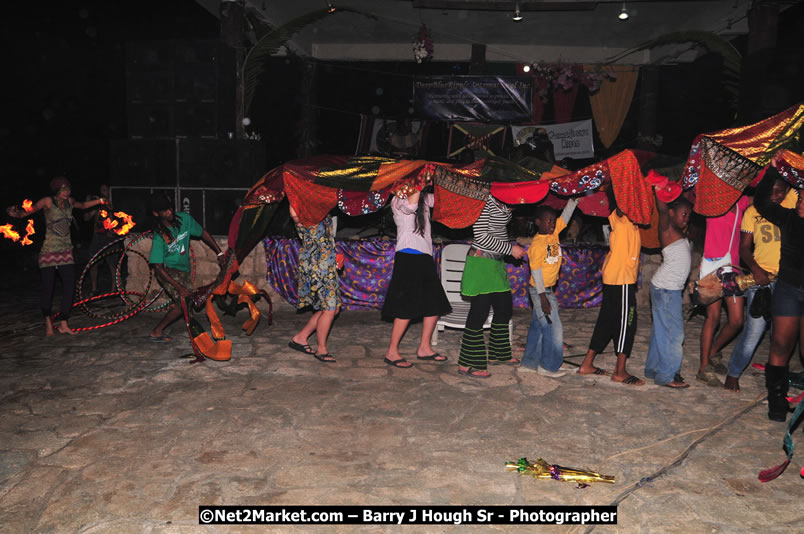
[606,30,742,107]
[243,7,376,115]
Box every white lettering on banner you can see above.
[511,119,595,160]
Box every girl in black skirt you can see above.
[381,190,452,368]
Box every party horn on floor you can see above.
[506,457,614,484]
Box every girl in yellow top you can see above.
[578,198,644,386]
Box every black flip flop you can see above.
[663,381,690,389]
[489,358,520,366]
[578,367,609,376]
[417,353,448,362]
[615,375,645,386]
[384,357,413,368]
[314,353,336,363]
[288,340,315,355]
[458,368,490,379]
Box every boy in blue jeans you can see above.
[644,188,693,388]
[521,198,578,377]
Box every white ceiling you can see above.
[200,0,789,64]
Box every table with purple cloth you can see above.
[264,237,608,311]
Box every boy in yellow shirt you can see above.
[578,197,644,385]
[521,198,578,376]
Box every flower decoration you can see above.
[530,63,617,102]
[413,24,434,63]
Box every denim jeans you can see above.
[727,283,773,378]
[522,287,563,372]
[645,284,684,385]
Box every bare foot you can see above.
[56,321,76,335]
[724,376,740,392]
[577,366,610,376]
[611,374,645,386]
[45,317,55,337]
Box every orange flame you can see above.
[20,219,35,246]
[97,210,136,236]
[113,211,136,235]
[0,224,21,242]
[22,199,33,212]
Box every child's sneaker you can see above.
[537,367,568,378]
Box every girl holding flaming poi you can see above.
[6,177,105,336]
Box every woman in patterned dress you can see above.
[287,206,341,362]
[7,177,105,336]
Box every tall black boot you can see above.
[765,364,789,422]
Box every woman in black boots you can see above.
[754,165,804,422]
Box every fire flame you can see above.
[21,219,35,245]
[22,199,33,212]
[2,219,36,246]
[98,209,136,236]
[113,212,136,235]
[0,224,21,242]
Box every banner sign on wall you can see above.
[511,120,595,160]
[414,76,533,123]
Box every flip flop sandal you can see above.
[149,335,173,343]
[314,353,336,363]
[578,367,609,376]
[417,353,448,362]
[616,375,645,386]
[663,381,691,389]
[458,368,490,379]
[489,358,520,366]
[384,357,413,368]
[288,340,315,355]
[696,369,722,387]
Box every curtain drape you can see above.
[586,65,640,148]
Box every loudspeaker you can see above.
[174,102,218,138]
[110,139,177,186]
[125,40,234,138]
[126,103,174,139]
[178,139,266,188]
[110,139,264,235]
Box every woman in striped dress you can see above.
[458,194,526,378]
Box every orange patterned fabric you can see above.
[283,171,339,227]
[704,104,804,166]
[694,161,744,217]
[608,150,653,226]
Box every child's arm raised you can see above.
[560,198,579,225]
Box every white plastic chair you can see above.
[432,243,512,346]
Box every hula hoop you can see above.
[116,231,196,313]
[54,290,150,332]
[76,239,157,319]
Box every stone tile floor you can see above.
[1,285,802,533]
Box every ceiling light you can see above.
[522,64,531,73]
[512,2,523,22]
[327,1,336,13]
[618,2,629,21]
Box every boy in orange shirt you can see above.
[521,198,578,376]
[578,196,644,385]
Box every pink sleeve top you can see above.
[703,196,750,266]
